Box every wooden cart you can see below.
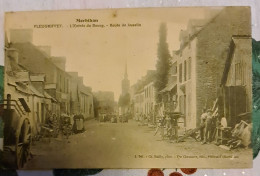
[2,94,32,169]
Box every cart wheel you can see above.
[15,119,32,169]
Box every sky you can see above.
[5,7,217,100]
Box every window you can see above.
[179,63,182,83]
[241,62,245,85]
[66,78,69,93]
[235,63,242,85]
[59,75,62,91]
[188,57,191,80]
[36,103,40,123]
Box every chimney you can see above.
[51,57,66,70]
[38,46,51,56]
[10,29,33,43]
[78,76,83,85]
[68,72,78,78]
[5,32,9,47]
[7,48,19,64]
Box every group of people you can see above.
[44,112,86,137]
[153,112,179,140]
[135,112,153,125]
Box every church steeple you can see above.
[121,61,130,96]
[124,62,128,79]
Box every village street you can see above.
[24,119,252,169]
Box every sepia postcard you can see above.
[2,7,252,169]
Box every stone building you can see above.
[10,32,71,116]
[4,47,58,135]
[7,29,95,124]
[134,88,145,116]
[12,42,71,116]
[144,81,155,116]
[132,70,156,119]
[173,7,251,128]
[69,72,94,119]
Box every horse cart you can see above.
[1,94,32,169]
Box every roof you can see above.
[135,88,144,94]
[28,84,44,97]
[221,35,251,86]
[44,91,57,102]
[7,70,57,101]
[132,70,156,94]
[80,84,92,96]
[11,42,71,78]
[160,79,177,93]
[12,82,31,95]
[177,8,223,52]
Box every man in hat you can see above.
[203,109,213,144]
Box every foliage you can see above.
[53,169,103,176]
[154,23,171,102]
[118,93,130,107]
[93,96,99,118]
[252,38,260,159]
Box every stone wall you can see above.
[195,7,251,126]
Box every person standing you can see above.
[203,109,213,144]
[200,108,207,142]
[165,114,172,137]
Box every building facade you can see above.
[4,29,95,136]
[4,48,58,135]
[172,7,251,129]
[69,72,94,119]
[132,70,156,120]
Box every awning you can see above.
[160,81,177,93]
[28,84,44,97]
[44,91,57,102]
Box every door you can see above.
[224,86,246,127]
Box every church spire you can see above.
[124,61,128,79]
[121,60,130,96]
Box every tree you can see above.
[154,23,171,102]
[93,96,100,118]
[118,93,130,107]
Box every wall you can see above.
[176,37,197,128]
[195,7,251,127]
